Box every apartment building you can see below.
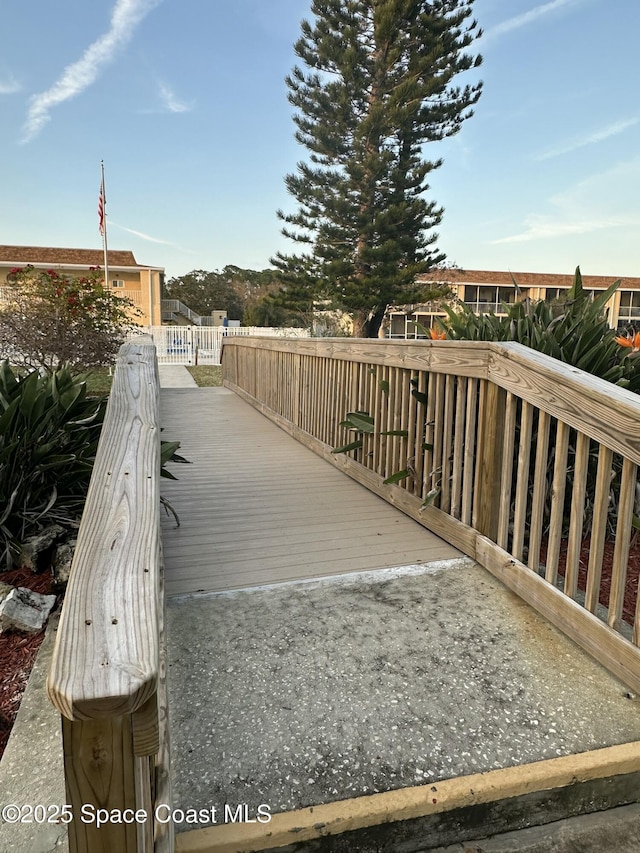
[387,269,640,338]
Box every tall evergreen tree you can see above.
[273,0,482,337]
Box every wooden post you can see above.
[62,716,138,853]
[475,381,507,541]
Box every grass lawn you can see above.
[80,365,223,392]
[84,367,113,396]
[8,364,113,396]
[186,365,223,386]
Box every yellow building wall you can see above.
[0,264,162,326]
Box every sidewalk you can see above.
[0,616,68,853]
[157,364,198,388]
[167,559,640,849]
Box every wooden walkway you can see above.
[159,387,461,597]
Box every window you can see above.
[388,314,407,338]
[618,291,640,322]
[463,285,478,305]
[544,288,564,302]
[111,279,125,288]
[478,286,496,305]
[497,287,516,305]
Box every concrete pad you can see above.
[166,558,640,839]
[158,365,198,387]
[0,615,68,852]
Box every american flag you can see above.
[98,175,105,236]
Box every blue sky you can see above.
[1,0,639,280]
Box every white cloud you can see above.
[492,157,640,244]
[158,82,192,114]
[534,118,638,161]
[483,0,585,44]
[493,215,639,244]
[0,75,21,95]
[22,0,162,143]
[111,221,194,252]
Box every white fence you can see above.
[133,325,311,365]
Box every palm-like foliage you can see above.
[0,362,106,567]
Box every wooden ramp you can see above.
[159,387,461,596]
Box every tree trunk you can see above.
[351,307,387,338]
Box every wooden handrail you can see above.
[47,337,167,853]
[223,336,640,461]
[48,338,160,720]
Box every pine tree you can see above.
[272,0,482,337]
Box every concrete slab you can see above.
[158,364,198,388]
[0,615,68,852]
[166,558,640,839]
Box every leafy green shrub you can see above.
[0,361,188,567]
[0,362,107,567]
[0,265,139,373]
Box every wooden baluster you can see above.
[584,445,613,614]
[475,380,507,542]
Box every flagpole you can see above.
[100,160,109,288]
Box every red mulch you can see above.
[0,566,56,760]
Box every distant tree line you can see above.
[164,264,455,333]
[163,266,309,327]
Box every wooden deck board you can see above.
[160,388,461,596]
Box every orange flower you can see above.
[429,327,447,340]
[615,332,640,353]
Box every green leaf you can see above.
[421,488,440,508]
[383,469,410,484]
[378,379,389,394]
[160,440,182,467]
[31,485,58,522]
[0,487,19,526]
[36,454,78,471]
[332,439,364,454]
[379,429,409,437]
[0,398,19,434]
[342,412,375,433]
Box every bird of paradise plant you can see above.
[615,331,640,355]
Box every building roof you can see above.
[417,268,640,289]
[0,245,140,268]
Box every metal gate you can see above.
[136,326,310,365]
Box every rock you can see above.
[0,587,57,635]
[52,540,76,591]
[19,525,66,572]
[0,582,14,606]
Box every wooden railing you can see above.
[222,337,640,693]
[47,337,172,853]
